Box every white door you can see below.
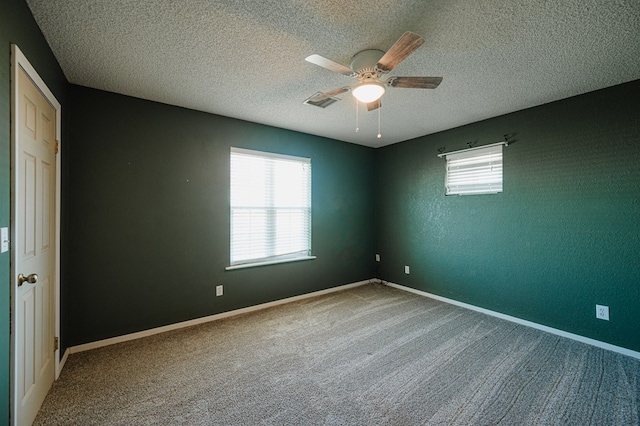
[13,65,57,426]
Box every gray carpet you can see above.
[34,283,640,425]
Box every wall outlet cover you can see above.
[216,285,223,296]
[596,304,609,321]
[404,265,410,274]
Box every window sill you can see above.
[225,256,317,271]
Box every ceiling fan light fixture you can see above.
[352,81,385,103]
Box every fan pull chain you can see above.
[355,99,359,132]
[377,103,382,138]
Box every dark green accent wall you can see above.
[66,85,375,346]
[0,0,68,423]
[375,80,640,351]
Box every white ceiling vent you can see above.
[303,93,340,108]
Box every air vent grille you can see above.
[303,94,340,108]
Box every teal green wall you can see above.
[0,0,68,423]
[375,80,640,352]
[66,85,376,346]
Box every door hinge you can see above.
[54,337,59,352]
[55,141,60,154]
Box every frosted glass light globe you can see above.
[352,82,385,103]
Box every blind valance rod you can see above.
[437,141,508,158]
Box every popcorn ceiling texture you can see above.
[25,0,640,147]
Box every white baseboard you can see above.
[58,348,70,376]
[383,280,640,360]
[68,280,371,355]
[63,278,638,371]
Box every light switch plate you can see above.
[1,227,8,253]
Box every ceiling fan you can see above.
[305,31,442,111]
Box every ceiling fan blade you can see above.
[366,99,381,111]
[305,54,355,77]
[386,76,443,89]
[308,87,350,102]
[376,32,425,72]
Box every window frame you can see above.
[226,147,315,270]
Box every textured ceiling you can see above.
[26,0,640,147]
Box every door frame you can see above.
[10,44,62,425]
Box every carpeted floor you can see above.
[34,283,640,425]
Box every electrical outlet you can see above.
[375,254,380,262]
[596,304,609,321]
[216,285,223,297]
[404,265,410,274]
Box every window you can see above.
[440,143,505,195]
[228,148,313,269]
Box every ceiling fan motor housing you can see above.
[350,49,385,80]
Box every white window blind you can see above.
[229,147,311,267]
[442,144,504,195]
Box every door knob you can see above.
[18,273,38,286]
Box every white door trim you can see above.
[10,44,62,425]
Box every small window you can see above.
[228,148,313,269]
[441,144,504,195]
